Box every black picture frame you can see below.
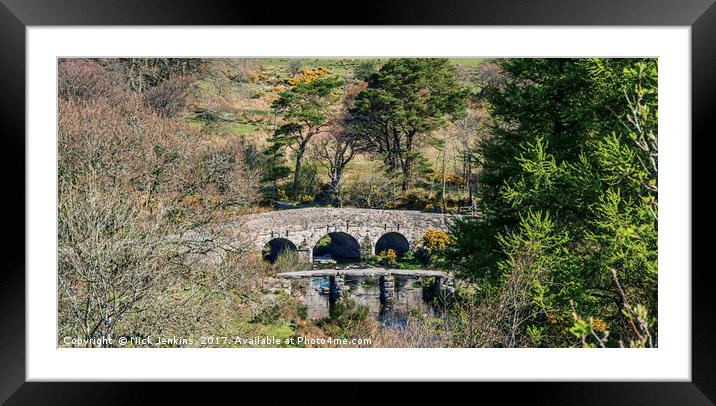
[1,0,713,404]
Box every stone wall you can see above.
[238,208,457,259]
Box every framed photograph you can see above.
[2,0,713,403]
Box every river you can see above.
[300,272,438,323]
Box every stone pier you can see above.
[433,276,443,294]
[281,268,450,311]
[329,274,346,304]
[379,274,395,310]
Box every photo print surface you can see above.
[57,57,658,348]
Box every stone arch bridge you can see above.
[241,208,457,261]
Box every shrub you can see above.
[313,235,332,256]
[144,75,194,117]
[378,249,398,267]
[326,300,369,328]
[422,229,451,253]
[58,174,182,344]
[58,59,118,100]
[287,66,330,86]
[250,303,282,324]
[273,250,306,274]
[339,168,400,208]
[386,188,432,210]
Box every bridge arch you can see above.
[263,238,297,262]
[375,232,410,257]
[312,232,361,262]
[241,208,458,262]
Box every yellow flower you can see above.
[422,229,450,252]
[591,318,609,332]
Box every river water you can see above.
[301,274,436,323]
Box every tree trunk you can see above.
[401,157,412,192]
[329,167,343,205]
[441,147,447,213]
[292,147,305,196]
[466,153,473,207]
[400,132,416,191]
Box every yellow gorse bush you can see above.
[422,229,450,253]
[287,66,330,86]
[591,318,609,332]
[430,172,464,185]
[379,249,398,264]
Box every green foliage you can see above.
[422,229,451,253]
[497,211,584,346]
[313,234,333,256]
[328,300,369,323]
[295,304,309,320]
[250,303,282,325]
[447,58,658,347]
[261,142,291,184]
[368,249,432,270]
[446,216,502,279]
[377,249,398,267]
[267,76,343,196]
[354,60,381,81]
[291,159,321,200]
[272,76,343,128]
[320,300,370,338]
[350,58,469,190]
[273,250,306,274]
[338,166,401,208]
[413,229,452,268]
[385,188,430,210]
